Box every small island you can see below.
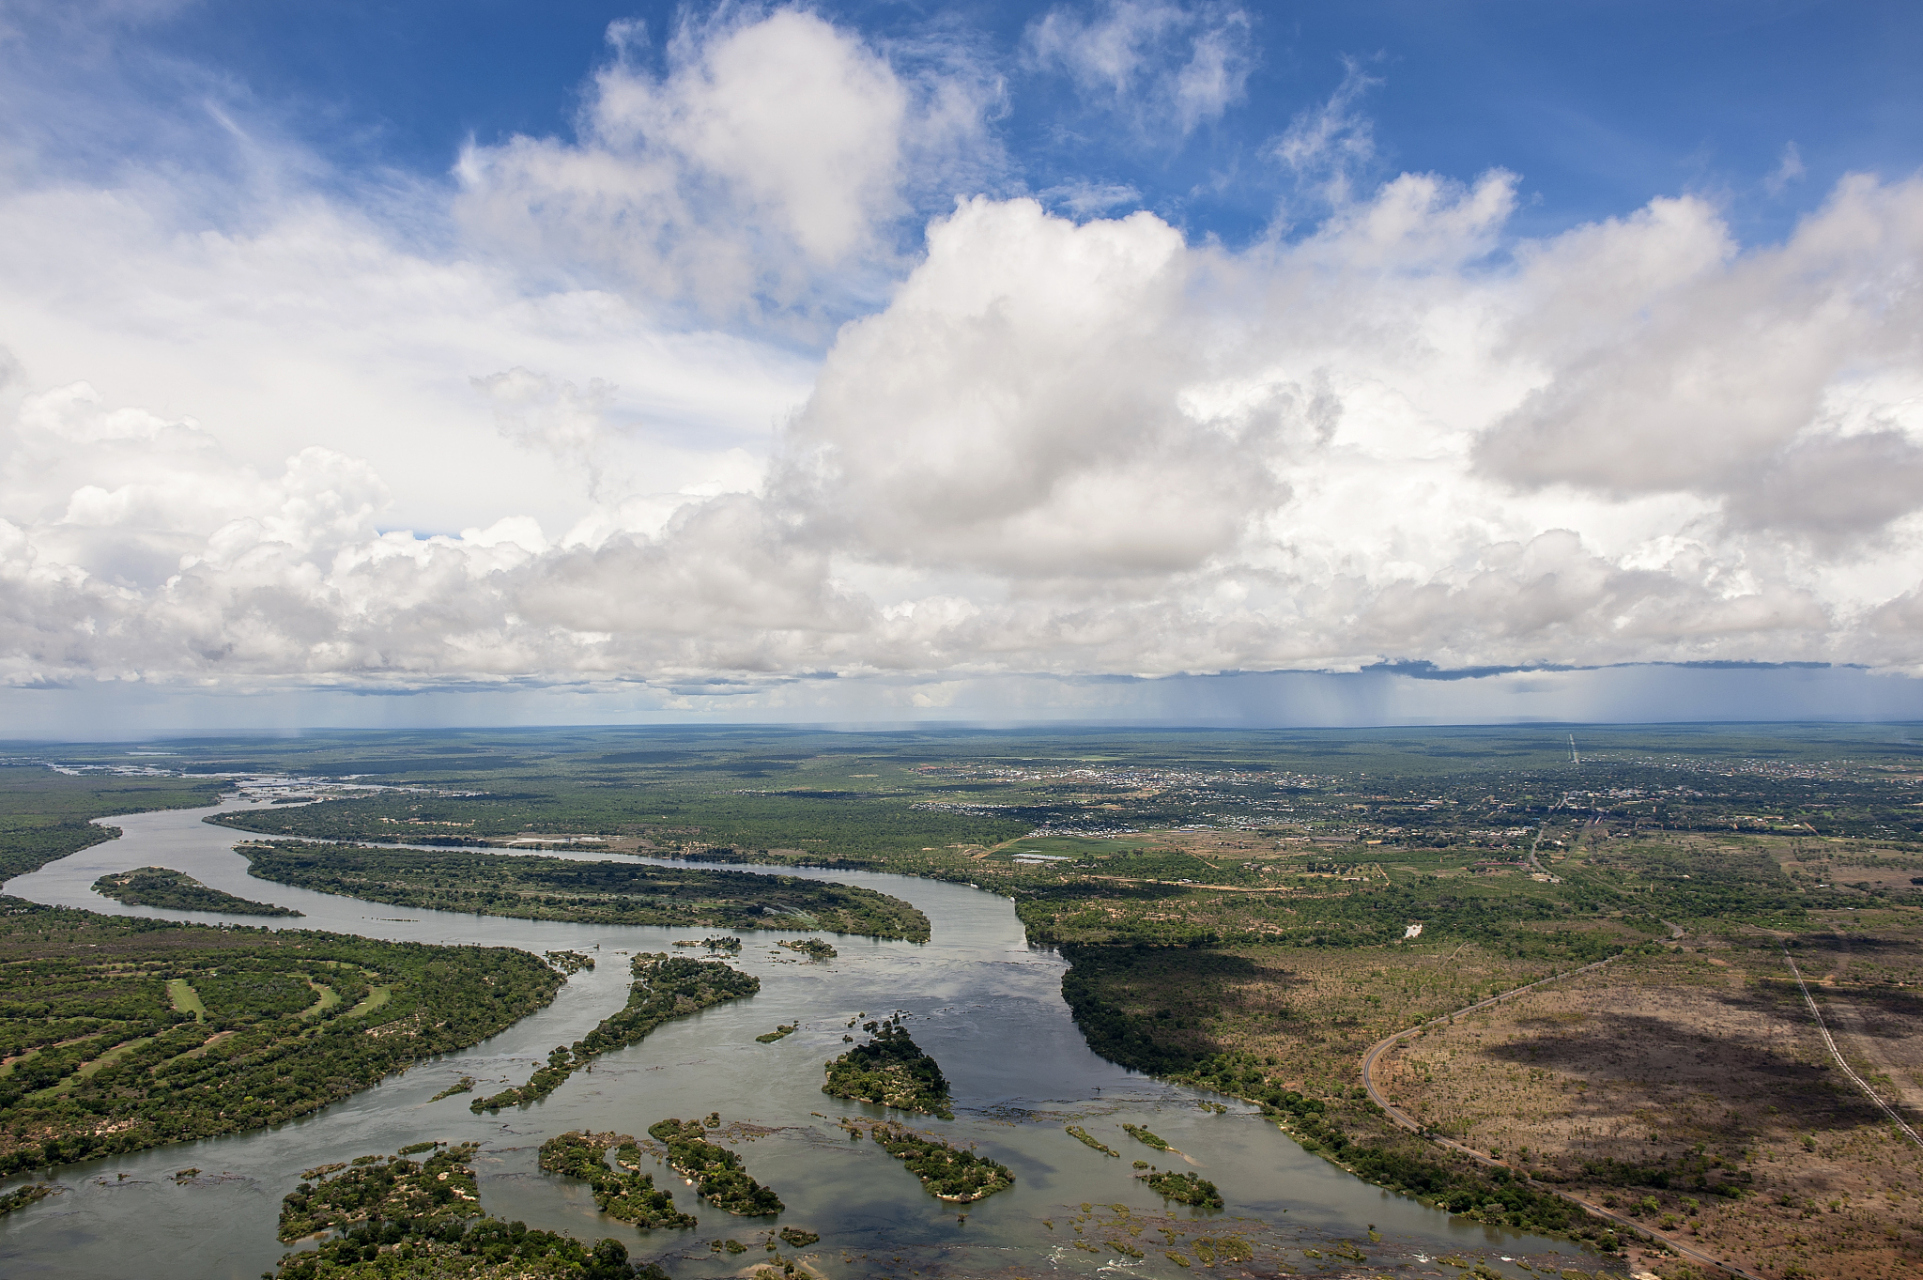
[1123,1122,1171,1151]
[472,954,759,1113]
[0,1185,57,1218]
[278,1141,486,1243]
[860,1121,1015,1203]
[539,1131,696,1229]
[822,1019,953,1120]
[755,1023,798,1043]
[776,938,836,960]
[647,1117,784,1216]
[1139,1168,1224,1210]
[93,866,301,916]
[1066,1125,1120,1156]
[674,936,742,953]
[273,1140,666,1279]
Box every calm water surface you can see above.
[0,798,1591,1279]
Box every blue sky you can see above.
[2,0,1922,734]
[59,0,1923,247]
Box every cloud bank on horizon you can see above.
[2,1,1922,718]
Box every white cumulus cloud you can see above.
[456,7,998,327]
[1,5,1922,705]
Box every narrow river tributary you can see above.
[0,796,1590,1279]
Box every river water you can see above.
[0,797,1592,1279]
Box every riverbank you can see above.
[0,793,1598,1280]
[0,897,560,1177]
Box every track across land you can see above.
[1358,951,1769,1280]
[1782,948,1923,1150]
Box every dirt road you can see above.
[1358,954,1769,1280]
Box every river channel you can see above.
[0,795,1594,1279]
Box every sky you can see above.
[2,0,1922,737]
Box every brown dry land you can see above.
[1088,933,1607,1094]
[1375,915,1923,1280]
[1051,825,1923,1280]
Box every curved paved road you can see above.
[1358,953,1769,1280]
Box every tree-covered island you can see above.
[471,954,758,1112]
[274,1140,665,1279]
[821,1019,953,1120]
[237,843,928,941]
[1065,1125,1120,1156]
[857,1121,1014,1203]
[93,865,302,916]
[539,1131,696,1229]
[1139,1168,1223,1209]
[646,1117,784,1216]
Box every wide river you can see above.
[0,796,1593,1280]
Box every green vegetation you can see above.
[279,1142,485,1241]
[165,976,206,1019]
[429,1077,475,1101]
[1063,952,1630,1249]
[93,865,301,916]
[1139,1169,1222,1209]
[191,729,1028,863]
[821,1019,952,1120]
[777,1227,818,1247]
[27,723,1923,1277]
[472,954,758,1112]
[1190,1236,1252,1266]
[273,1141,665,1280]
[754,1024,797,1043]
[239,843,929,941]
[0,1183,57,1216]
[0,764,225,882]
[1065,1124,1119,1156]
[646,1118,784,1216]
[862,1121,1015,1203]
[776,938,836,960]
[1122,1123,1170,1151]
[0,899,559,1180]
[538,1131,696,1229]
[673,936,741,953]
[544,950,595,974]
